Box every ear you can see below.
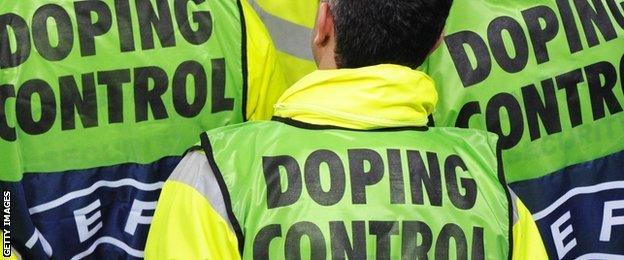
[429,31,445,54]
[313,2,334,47]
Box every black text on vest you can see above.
[253,221,486,260]
[261,149,479,210]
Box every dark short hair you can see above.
[330,0,453,69]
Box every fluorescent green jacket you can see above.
[145,65,547,259]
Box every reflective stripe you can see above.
[168,152,233,232]
[250,0,314,60]
[508,187,519,225]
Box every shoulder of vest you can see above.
[204,121,278,137]
[429,126,496,137]
[429,126,499,151]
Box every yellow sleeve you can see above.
[1,251,18,260]
[145,180,240,260]
[6,253,17,260]
[1,231,18,260]
[512,198,548,260]
[251,0,318,86]
[241,0,288,121]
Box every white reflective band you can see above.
[250,0,314,60]
[508,187,519,225]
[168,151,234,233]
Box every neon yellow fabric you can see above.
[277,51,318,87]
[1,252,17,260]
[148,64,546,258]
[206,121,511,258]
[145,180,240,260]
[512,198,548,260]
[145,3,283,258]
[274,64,437,129]
[255,0,317,28]
[276,65,546,258]
[1,231,18,260]
[254,0,318,86]
[243,0,287,121]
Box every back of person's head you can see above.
[313,0,453,70]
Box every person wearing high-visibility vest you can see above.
[145,0,548,258]
[0,0,286,258]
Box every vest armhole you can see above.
[237,0,249,122]
[496,142,514,260]
[182,145,203,157]
[200,132,246,254]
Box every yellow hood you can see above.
[273,64,438,129]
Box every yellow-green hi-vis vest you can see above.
[199,119,513,259]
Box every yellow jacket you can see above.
[146,65,547,259]
[241,0,287,121]
[249,0,318,86]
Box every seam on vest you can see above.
[470,133,511,235]
[274,103,430,126]
[200,132,246,254]
[167,151,234,233]
[496,142,514,260]
[239,0,249,121]
[272,116,429,132]
[468,159,509,237]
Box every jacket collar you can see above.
[273,64,438,130]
